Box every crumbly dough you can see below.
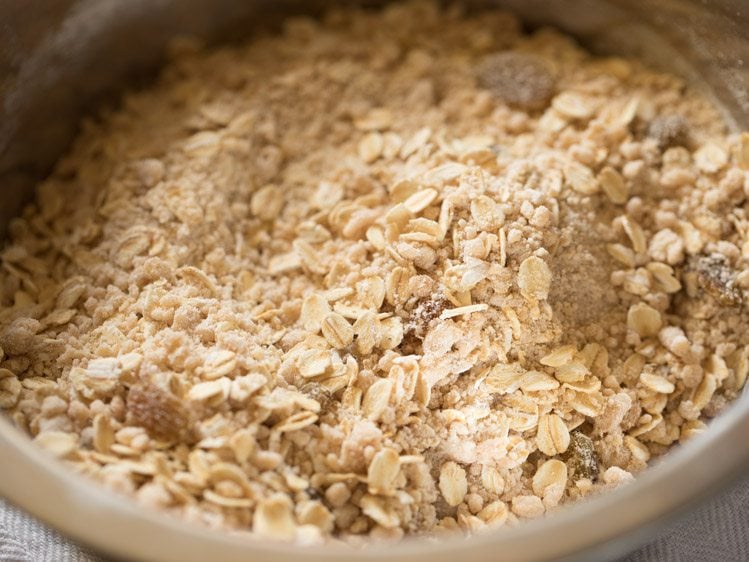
[1,0,748,544]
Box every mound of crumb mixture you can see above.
[2,0,749,544]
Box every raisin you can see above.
[126,382,192,442]
[566,431,599,480]
[476,52,555,110]
[647,115,690,148]
[300,383,334,412]
[407,296,450,339]
[693,254,743,307]
[0,317,41,356]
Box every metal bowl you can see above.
[1,1,748,561]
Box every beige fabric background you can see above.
[1,479,748,562]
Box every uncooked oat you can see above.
[0,0,747,545]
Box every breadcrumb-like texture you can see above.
[1,0,748,545]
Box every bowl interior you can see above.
[3,0,749,236]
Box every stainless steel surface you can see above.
[1,1,749,561]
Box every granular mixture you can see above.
[1,0,748,544]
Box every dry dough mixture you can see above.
[1,0,749,544]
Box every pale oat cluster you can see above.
[1,0,748,545]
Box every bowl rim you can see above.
[1,391,748,562]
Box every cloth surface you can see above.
[1,480,748,562]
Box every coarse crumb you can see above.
[1,0,748,545]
